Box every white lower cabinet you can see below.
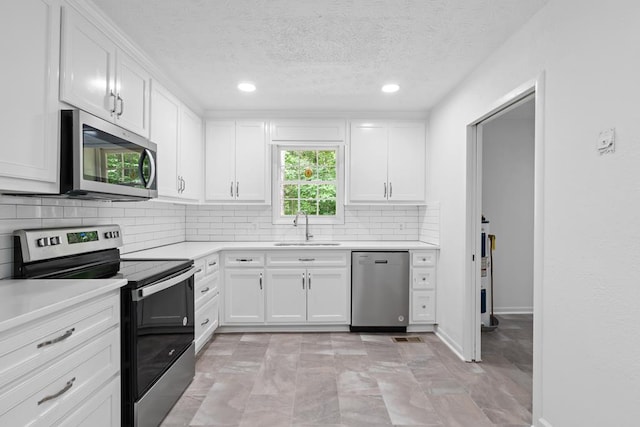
[265,252,350,325]
[194,253,219,353]
[224,267,265,323]
[410,251,437,324]
[0,291,120,426]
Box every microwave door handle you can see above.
[132,267,195,301]
[138,149,156,189]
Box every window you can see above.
[273,146,344,224]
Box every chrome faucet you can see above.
[293,211,313,241]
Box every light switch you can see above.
[597,128,615,154]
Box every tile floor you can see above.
[161,314,533,427]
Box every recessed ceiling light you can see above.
[382,83,400,93]
[237,82,256,92]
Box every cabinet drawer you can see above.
[0,293,119,390]
[204,254,220,275]
[224,252,265,267]
[411,290,436,324]
[412,251,436,267]
[195,272,219,307]
[194,258,206,279]
[195,294,219,354]
[0,328,119,426]
[412,268,436,290]
[57,376,120,427]
[266,251,348,267]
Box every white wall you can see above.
[482,101,534,313]
[0,196,185,279]
[428,0,640,425]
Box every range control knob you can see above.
[50,236,61,245]
[36,237,49,247]
[104,231,113,239]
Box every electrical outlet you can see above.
[399,223,404,231]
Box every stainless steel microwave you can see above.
[60,110,157,201]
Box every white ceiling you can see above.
[91,0,548,113]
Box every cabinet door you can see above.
[265,269,307,323]
[306,268,349,323]
[60,5,116,122]
[0,0,59,193]
[235,121,268,202]
[205,121,236,201]
[179,105,203,201]
[411,290,436,323]
[387,122,426,202]
[224,269,264,323]
[150,82,180,198]
[115,51,150,138]
[348,122,388,202]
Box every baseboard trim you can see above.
[538,417,553,427]
[217,325,351,333]
[435,327,466,361]
[494,307,534,315]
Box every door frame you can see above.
[464,73,545,424]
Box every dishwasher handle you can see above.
[374,260,388,264]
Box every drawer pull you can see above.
[38,377,75,405]
[208,261,217,266]
[37,328,75,348]
[236,258,253,262]
[298,258,315,262]
[201,287,210,294]
[195,268,203,274]
[422,277,427,281]
[201,318,210,326]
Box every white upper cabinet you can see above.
[205,120,269,203]
[179,105,204,201]
[60,5,150,137]
[150,81,202,202]
[348,121,426,204]
[270,120,345,142]
[0,0,60,194]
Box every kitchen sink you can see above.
[273,242,341,246]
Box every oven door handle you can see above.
[132,267,195,301]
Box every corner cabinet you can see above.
[205,121,269,203]
[150,82,203,202]
[348,121,426,204]
[0,0,60,194]
[60,5,150,138]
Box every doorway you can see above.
[464,76,545,424]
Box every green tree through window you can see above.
[280,149,337,216]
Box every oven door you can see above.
[130,267,194,398]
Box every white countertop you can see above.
[0,278,127,334]
[123,241,439,261]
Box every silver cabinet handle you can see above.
[302,273,305,290]
[259,272,263,290]
[38,377,75,405]
[384,182,387,198]
[236,258,253,262]
[201,287,210,294]
[201,318,210,326]
[208,261,217,267]
[37,328,75,348]
[230,181,234,197]
[177,176,182,193]
[195,268,203,274]
[308,273,311,289]
[298,258,315,262]
[389,182,392,198]
[236,181,239,198]
[182,177,186,193]
[109,90,117,114]
[117,93,124,117]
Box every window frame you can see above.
[271,144,345,225]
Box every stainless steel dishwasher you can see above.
[351,251,410,332]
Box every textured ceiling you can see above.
[91,0,548,112]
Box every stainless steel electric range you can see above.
[13,225,195,427]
